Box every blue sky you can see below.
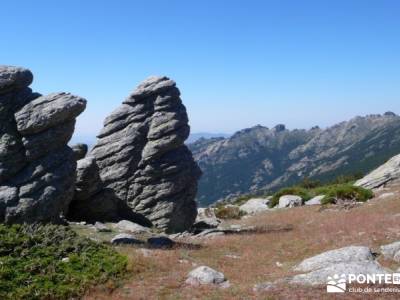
[2,0,400,141]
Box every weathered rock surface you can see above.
[71,143,88,161]
[80,76,201,233]
[294,246,374,272]
[0,66,86,223]
[355,154,400,189]
[111,233,143,245]
[305,195,324,205]
[380,241,400,262]
[290,246,387,285]
[192,207,220,232]
[278,195,302,208]
[185,266,227,286]
[67,157,152,226]
[239,198,270,214]
[113,220,150,234]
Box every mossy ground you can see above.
[0,224,128,300]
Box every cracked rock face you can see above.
[0,66,86,223]
[86,76,201,233]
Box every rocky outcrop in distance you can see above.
[190,113,400,206]
[0,66,86,223]
[72,76,201,233]
[355,153,400,189]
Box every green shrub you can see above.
[0,224,128,300]
[320,184,373,205]
[215,206,246,219]
[329,172,364,185]
[269,187,311,208]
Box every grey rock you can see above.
[111,233,143,245]
[278,195,302,208]
[355,154,400,189]
[305,195,324,205]
[380,241,400,262]
[289,246,388,286]
[239,198,270,214]
[114,220,150,234]
[185,266,227,286]
[147,236,175,248]
[82,76,201,233]
[0,66,33,94]
[94,222,111,232]
[15,92,86,135]
[71,143,88,161]
[73,157,103,200]
[290,261,387,285]
[0,66,85,223]
[192,207,220,232]
[294,246,375,272]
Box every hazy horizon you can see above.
[2,0,399,138]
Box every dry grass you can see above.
[85,182,400,300]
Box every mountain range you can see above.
[189,112,400,206]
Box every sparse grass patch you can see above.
[0,224,128,300]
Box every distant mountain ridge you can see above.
[186,132,231,144]
[189,112,400,206]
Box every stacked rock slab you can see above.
[0,66,86,223]
[86,76,201,233]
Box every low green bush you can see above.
[0,224,128,300]
[320,184,374,204]
[215,205,246,219]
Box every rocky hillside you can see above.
[189,113,400,206]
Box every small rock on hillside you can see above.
[305,195,324,205]
[239,198,270,214]
[355,154,400,189]
[380,241,400,262]
[278,195,302,208]
[290,246,387,285]
[192,207,220,231]
[113,220,150,234]
[111,233,143,245]
[186,266,229,287]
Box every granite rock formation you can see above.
[0,65,86,223]
[71,143,88,161]
[77,76,201,232]
[355,153,400,189]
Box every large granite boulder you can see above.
[290,246,387,285]
[77,76,201,233]
[0,65,86,223]
[355,154,400,189]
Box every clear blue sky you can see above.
[2,0,400,141]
